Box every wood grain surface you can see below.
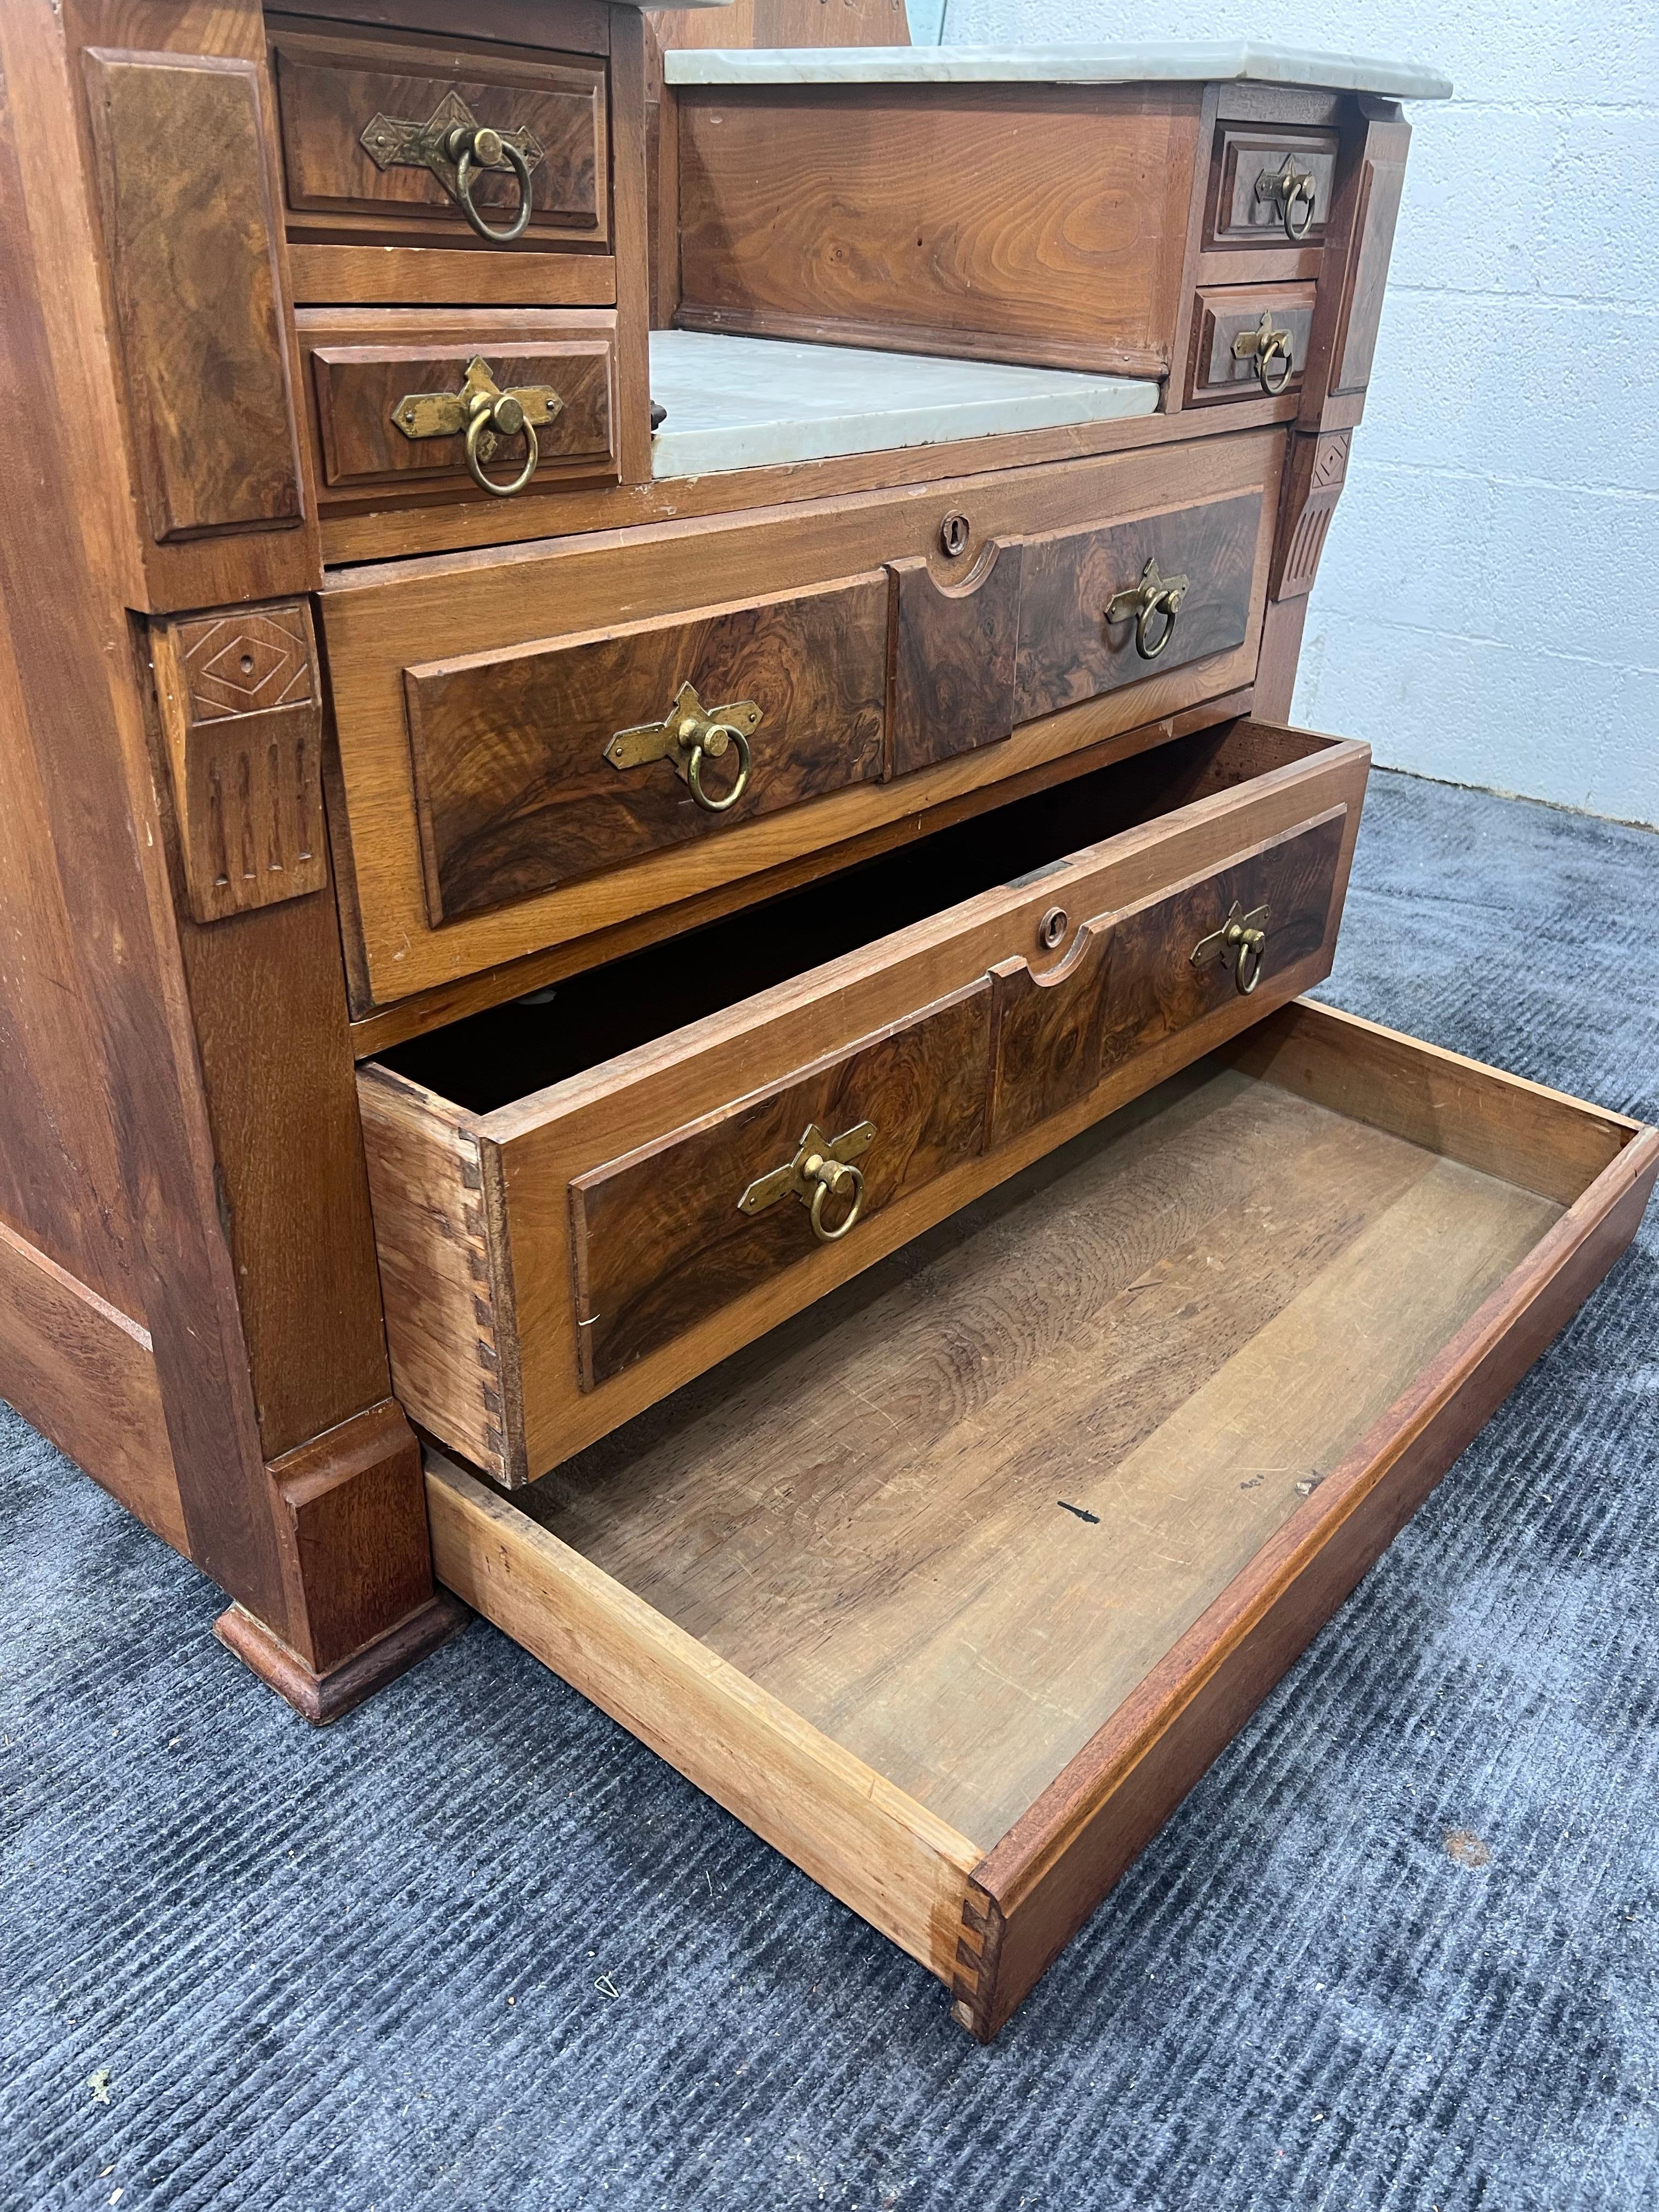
[571,981,992,1387]
[1015,489,1262,723]
[405,572,889,922]
[677,84,1200,375]
[888,542,1022,776]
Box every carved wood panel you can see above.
[152,603,328,924]
[1271,430,1351,601]
[1330,121,1410,398]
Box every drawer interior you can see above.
[427,1000,1654,2031]
[376,716,1296,1111]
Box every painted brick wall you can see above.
[915,0,1659,826]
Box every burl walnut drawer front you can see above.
[267,20,607,250]
[426,1002,1656,2038]
[358,719,1368,1485]
[299,312,618,509]
[321,431,1284,1007]
[404,574,888,923]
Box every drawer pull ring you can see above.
[606,681,761,814]
[1191,901,1271,996]
[737,1119,876,1244]
[392,356,562,498]
[1232,309,1295,396]
[1105,556,1190,662]
[1255,153,1317,241]
[360,94,541,244]
[447,125,534,244]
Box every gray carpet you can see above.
[3,769,1657,2212]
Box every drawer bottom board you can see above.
[427,1000,1657,2039]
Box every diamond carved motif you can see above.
[177,609,313,722]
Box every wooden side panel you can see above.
[1330,119,1410,399]
[267,21,607,245]
[676,84,1200,375]
[427,1451,979,1984]
[569,982,992,1388]
[987,809,1347,1146]
[0,1217,184,1552]
[888,544,1021,777]
[81,49,306,544]
[404,575,890,922]
[1270,429,1350,600]
[304,325,617,494]
[151,603,326,924]
[1015,489,1262,724]
[357,1066,514,1480]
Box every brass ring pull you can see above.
[1256,328,1294,395]
[445,124,534,244]
[686,726,751,814]
[1282,175,1316,241]
[1106,556,1190,663]
[806,1157,865,1243]
[1233,928,1266,994]
[464,390,539,496]
[1190,902,1271,996]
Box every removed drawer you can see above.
[321,430,1284,1006]
[427,998,1657,2038]
[299,311,618,512]
[267,19,607,250]
[359,719,1368,1483]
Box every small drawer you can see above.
[425,1002,1656,2036]
[321,432,1284,1007]
[267,18,607,251]
[1206,125,1339,250]
[359,718,1369,1485]
[297,311,618,511]
[1187,282,1317,405]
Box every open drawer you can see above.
[360,718,1369,1482]
[427,1000,1658,2039]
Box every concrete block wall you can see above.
[913,0,1659,826]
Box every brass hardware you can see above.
[1105,556,1190,662]
[605,680,761,814]
[1037,905,1068,952]
[1232,308,1295,396]
[359,91,541,244]
[939,511,972,559]
[391,357,562,497]
[737,1120,876,1244]
[1191,901,1271,996]
[1255,151,1318,241]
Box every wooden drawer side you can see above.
[570,981,994,1389]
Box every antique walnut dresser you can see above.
[2,0,1653,2040]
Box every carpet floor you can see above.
[3,769,1657,2212]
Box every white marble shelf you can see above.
[647,331,1158,479]
[665,40,1451,100]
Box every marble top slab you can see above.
[665,41,1452,99]
[648,332,1159,479]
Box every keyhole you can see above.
[939,511,972,560]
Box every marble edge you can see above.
[664,41,1453,100]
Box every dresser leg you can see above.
[214,1588,470,1725]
